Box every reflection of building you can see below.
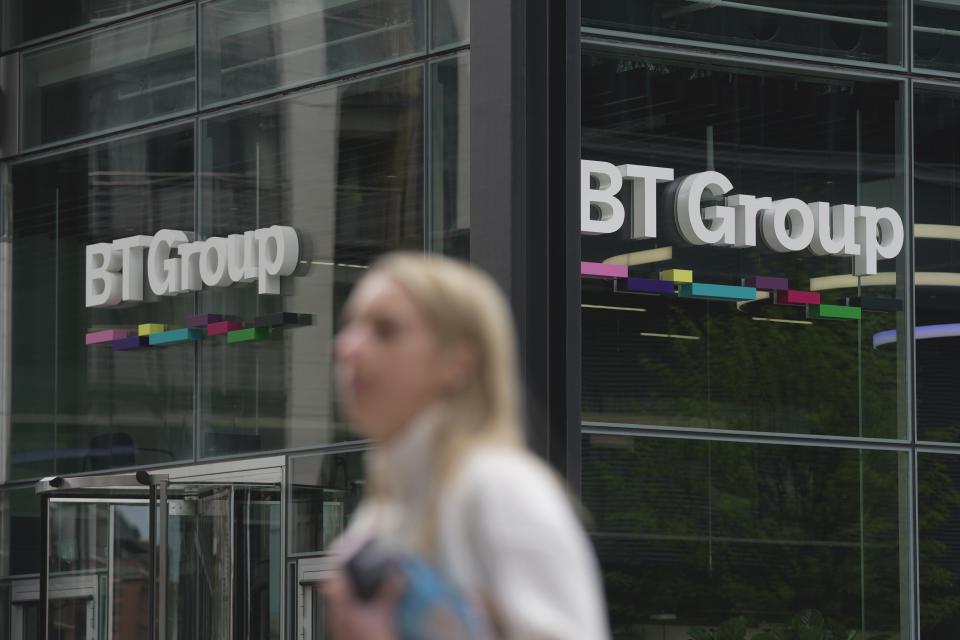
[0,2,467,638]
[1,2,960,640]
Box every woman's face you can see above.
[335,272,466,442]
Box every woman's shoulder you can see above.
[447,445,575,522]
[440,446,611,639]
[457,445,556,487]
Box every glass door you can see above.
[37,472,165,640]
[295,557,335,640]
[34,471,282,640]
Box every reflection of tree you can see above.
[918,454,960,639]
[581,287,960,638]
[584,436,904,639]
[689,609,861,640]
[583,296,899,438]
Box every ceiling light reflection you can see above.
[582,304,647,313]
[811,272,960,291]
[872,323,960,349]
[751,317,813,326]
[916,224,960,241]
[736,290,770,310]
[602,247,674,266]
[300,260,369,270]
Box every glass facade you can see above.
[2,1,960,640]
[918,452,960,638]
[199,0,426,107]
[583,1,903,65]
[21,6,197,149]
[197,66,427,456]
[914,88,960,443]
[9,123,196,481]
[579,3,960,640]
[6,32,467,479]
[581,52,906,438]
[2,0,180,49]
[289,449,365,555]
[584,435,907,638]
[0,1,466,638]
[915,2,960,73]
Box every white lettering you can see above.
[675,171,735,246]
[760,198,815,253]
[227,231,258,283]
[618,164,674,239]
[255,226,300,294]
[177,241,205,292]
[111,235,152,302]
[86,226,301,307]
[808,203,860,257]
[147,230,190,296]
[581,160,625,235]
[578,158,906,275]
[199,237,231,288]
[725,194,771,248]
[855,206,904,276]
[85,243,122,308]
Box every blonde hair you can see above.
[362,252,526,548]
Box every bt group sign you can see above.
[86,226,300,308]
[581,160,904,276]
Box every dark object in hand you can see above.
[345,540,402,601]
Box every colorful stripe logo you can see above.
[85,313,312,350]
[580,261,892,322]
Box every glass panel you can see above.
[9,122,195,480]
[0,581,10,640]
[914,88,960,443]
[290,450,365,554]
[918,452,960,640]
[310,584,326,640]
[38,484,281,640]
[197,66,424,457]
[49,598,92,639]
[164,484,261,640]
[582,1,901,65]
[167,485,282,640]
[1,487,42,576]
[21,6,196,149]
[20,599,38,640]
[112,503,151,640]
[581,50,906,438]
[2,0,179,49]
[915,1,960,72]
[234,486,282,639]
[8,170,57,479]
[46,499,110,640]
[174,487,232,640]
[429,54,469,259]
[200,0,426,106]
[50,501,110,574]
[583,434,907,639]
[432,0,468,48]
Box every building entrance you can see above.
[27,470,281,640]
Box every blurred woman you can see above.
[325,252,609,639]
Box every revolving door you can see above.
[34,471,281,640]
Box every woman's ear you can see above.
[438,342,478,392]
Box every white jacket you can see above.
[335,413,611,640]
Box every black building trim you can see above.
[470,0,582,491]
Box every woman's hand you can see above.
[323,572,404,640]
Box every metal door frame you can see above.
[296,556,335,640]
[36,471,169,640]
[32,457,286,640]
[10,575,98,640]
